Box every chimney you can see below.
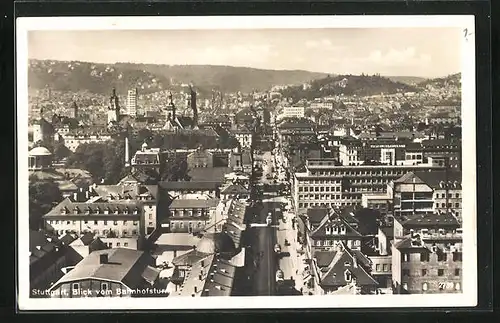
[73,192,78,201]
[99,253,109,264]
[125,137,130,167]
[85,190,89,199]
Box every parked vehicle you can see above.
[276,269,284,282]
[284,239,290,246]
[266,215,272,226]
[274,244,281,253]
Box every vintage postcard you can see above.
[16,15,477,310]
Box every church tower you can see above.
[165,91,176,120]
[70,101,78,119]
[164,91,176,130]
[107,88,120,125]
[189,84,198,128]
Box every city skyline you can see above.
[28,28,462,78]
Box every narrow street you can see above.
[250,202,279,296]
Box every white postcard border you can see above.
[16,15,477,310]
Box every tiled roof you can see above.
[402,213,460,228]
[319,246,378,288]
[393,235,431,250]
[141,265,161,284]
[412,170,462,189]
[188,167,232,183]
[44,198,143,217]
[176,116,195,129]
[159,181,219,191]
[221,184,249,195]
[50,248,156,290]
[172,249,211,267]
[176,254,215,296]
[54,233,73,246]
[393,172,425,184]
[310,213,362,239]
[422,139,461,147]
[169,198,220,209]
[133,153,160,164]
[201,258,237,296]
[314,251,337,268]
[379,226,394,239]
[79,232,96,246]
[306,208,329,225]
[224,223,243,249]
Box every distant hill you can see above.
[280,74,421,102]
[417,73,461,88]
[28,59,328,95]
[386,76,427,85]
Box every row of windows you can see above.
[298,202,358,208]
[48,220,139,226]
[299,180,342,185]
[170,221,205,228]
[405,154,423,160]
[435,193,461,199]
[402,252,462,262]
[170,211,208,217]
[403,268,460,277]
[298,186,341,192]
[435,202,461,208]
[55,229,138,236]
[375,264,390,272]
[314,239,361,247]
[306,170,407,177]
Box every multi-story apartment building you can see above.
[421,139,461,169]
[361,193,391,215]
[310,101,334,110]
[44,199,144,249]
[43,182,159,249]
[130,142,162,174]
[60,128,116,152]
[338,138,414,166]
[388,169,462,219]
[231,127,253,149]
[292,159,444,212]
[280,105,305,119]
[159,181,220,200]
[163,198,220,234]
[391,213,462,294]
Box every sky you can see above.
[28,28,462,78]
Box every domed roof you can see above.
[196,232,236,256]
[29,146,52,156]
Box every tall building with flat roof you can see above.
[292,159,445,212]
[126,88,138,117]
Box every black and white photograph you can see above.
[16,15,477,310]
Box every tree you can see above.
[65,141,126,184]
[29,178,63,230]
[161,155,190,181]
[137,128,153,144]
[53,141,72,160]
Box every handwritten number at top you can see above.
[463,28,473,42]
